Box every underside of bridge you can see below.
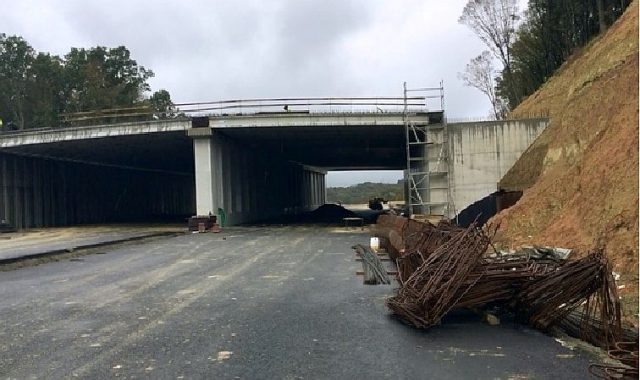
[0,110,548,229]
[189,115,412,225]
[0,131,195,228]
[0,113,415,228]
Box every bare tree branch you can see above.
[458,51,506,120]
[459,0,519,104]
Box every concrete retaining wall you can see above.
[448,118,547,215]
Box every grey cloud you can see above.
[5,1,494,117]
[4,0,499,184]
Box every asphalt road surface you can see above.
[0,226,596,379]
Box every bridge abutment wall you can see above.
[447,118,548,216]
[0,152,195,229]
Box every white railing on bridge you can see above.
[1,86,445,131]
[173,96,431,116]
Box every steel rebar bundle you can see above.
[589,340,639,379]
[386,223,490,328]
[558,309,639,348]
[407,221,463,258]
[377,214,634,369]
[517,249,623,347]
[452,255,560,307]
[373,215,463,261]
[353,244,391,285]
[396,251,425,283]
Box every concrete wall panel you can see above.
[448,118,547,214]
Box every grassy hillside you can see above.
[326,182,403,204]
[490,1,638,321]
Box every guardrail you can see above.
[53,96,433,125]
[1,89,445,132]
[173,96,428,115]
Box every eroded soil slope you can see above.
[491,2,639,320]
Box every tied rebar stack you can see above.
[517,250,623,344]
[374,214,638,375]
[386,222,490,328]
[589,340,639,379]
[353,244,391,285]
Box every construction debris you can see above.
[371,214,638,367]
[386,222,490,328]
[372,214,463,260]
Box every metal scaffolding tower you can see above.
[403,81,451,218]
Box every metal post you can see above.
[402,82,413,216]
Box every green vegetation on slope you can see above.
[459,0,631,117]
[501,0,631,109]
[326,182,404,204]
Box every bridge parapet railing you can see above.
[24,97,431,130]
[2,92,444,133]
[173,96,429,116]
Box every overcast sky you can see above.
[4,0,526,187]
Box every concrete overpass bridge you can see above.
[0,94,548,229]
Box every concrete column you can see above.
[222,143,233,219]
[193,137,216,216]
[232,149,242,214]
[13,157,21,229]
[0,155,6,224]
[321,174,326,204]
[403,169,410,209]
[33,159,43,227]
[241,153,250,216]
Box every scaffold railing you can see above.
[403,81,451,218]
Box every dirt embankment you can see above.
[490,1,639,321]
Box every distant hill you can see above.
[326,182,404,204]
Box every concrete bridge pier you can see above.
[189,126,326,226]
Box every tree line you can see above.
[459,0,631,119]
[326,182,404,204]
[0,34,174,130]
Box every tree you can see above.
[0,36,166,129]
[62,46,154,114]
[149,89,175,118]
[458,51,506,120]
[0,34,35,129]
[459,0,520,108]
[496,0,631,110]
[26,53,65,129]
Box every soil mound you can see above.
[489,1,639,321]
